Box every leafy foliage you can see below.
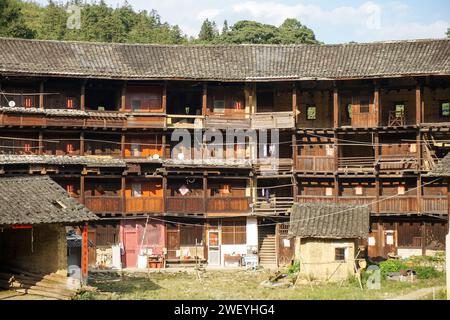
[287,261,301,275]
[0,0,319,45]
[379,260,409,278]
[447,28,450,38]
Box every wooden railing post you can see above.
[80,80,86,111]
[121,81,127,112]
[39,80,45,110]
[333,86,339,128]
[202,82,207,116]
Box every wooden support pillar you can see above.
[417,175,422,214]
[333,86,339,128]
[202,82,207,116]
[121,133,125,158]
[80,131,85,156]
[416,82,422,125]
[417,130,422,171]
[421,222,427,256]
[162,175,167,212]
[333,132,339,172]
[162,82,167,114]
[38,131,43,155]
[374,82,380,127]
[80,80,86,111]
[81,223,88,286]
[375,175,380,215]
[121,176,126,215]
[334,176,339,203]
[162,133,167,160]
[39,81,44,109]
[292,174,298,201]
[203,175,208,215]
[292,133,297,171]
[80,175,85,205]
[120,82,127,112]
[292,84,298,115]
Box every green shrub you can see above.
[379,259,408,278]
[287,261,301,275]
[414,266,442,279]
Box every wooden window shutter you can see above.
[24,143,31,153]
[67,98,74,109]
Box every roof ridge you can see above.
[0,36,449,48]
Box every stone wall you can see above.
[0,224,67,275]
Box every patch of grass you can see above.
[76,270,446,300]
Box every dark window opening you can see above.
[335,248,346,261]
[307,106,317,120]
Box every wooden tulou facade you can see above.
[0,37,449,268]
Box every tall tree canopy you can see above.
[0,0,320,45]
[447,28,450,38]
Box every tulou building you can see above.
[0,37,449,269]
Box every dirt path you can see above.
[387,286,445,300]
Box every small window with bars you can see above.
[440,101,450,117]
[307,106,316,120]
[24,143,32,153]
[335,247,346,261]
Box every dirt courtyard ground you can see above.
[76,269,446,300]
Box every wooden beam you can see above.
[121,176,126,215]
[417,175,422,214]
[333,87,339,128]
[334,176,339,203]
[292,133,297,171]
[248,84,254,114]
[375,175,380,214]
[80,80,86,111]
[162,175,167,213]
[202,82,207,116]
[203,175,207,215]
[39,81,44,110]
[421,222,427,256]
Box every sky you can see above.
[35,0,450,43]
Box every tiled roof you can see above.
[0,154,126,167]
[427,153,450,177]
[0,176,97,225]
[289,203,370,239]
[1,38,449,81]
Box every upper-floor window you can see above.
[131,99,141,112]
[24,143,32,153]
[395,103,405,117]
[440,101,450,117]
[132,183,142,197]
[23,97,33,108]
[213,98,225,113]
[66,143,74,154]
[67,98,75,109]
[307,106,316,120]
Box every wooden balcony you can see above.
[0,113,46,127]
[253,197,293,215]
[422,196,448,214]
[336,196,377,211]
[378,156,419,172]
[126,115,166,129]
[84,196,123,214]
[296,156,335,173]
[338,157,375,174]
[205,113,251,129]
[255,158,293,175]
[165,196,205,215]
[125,197,164,213]
[296,195,335,204]
[349,112,378,128]
[251,112,295,129]
[379,196,418,214]
[166,115,203,129]
[206,197,251,214]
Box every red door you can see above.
[122,222,138,268]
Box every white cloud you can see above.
[197,9,222,21]
[370,20,450,40]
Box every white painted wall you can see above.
[246,217,258,247]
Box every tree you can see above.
[447,28,450,38]
[36,0,67,40]
[276,18,318,44]
[219,20,278,44]
[222,20,229,35]
[0,0,35,38]
[198,19,218,42]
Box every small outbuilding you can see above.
[0,176,97,299]
[289,203,370,282]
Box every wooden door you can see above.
[166,224,180,260]
[122,222,138,268]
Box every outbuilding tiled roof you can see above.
[1,37,449,81]
[289,203,370,239]
[0,176,97,226]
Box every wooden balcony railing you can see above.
[296,156,335,172]
[296,195,335,204]
[253,197,294,215]
[207,197,251,213]
[251,112,295,129]
[125,197,164,213]
[379,196,418,213]
[165,196,205,214]
[338,157,375,173]
[350,112,378,128]
[166,114,203,128]
[337,196,377,211]
[84,196,123,213]
[422,196,448,214]
[377,156,419,171]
